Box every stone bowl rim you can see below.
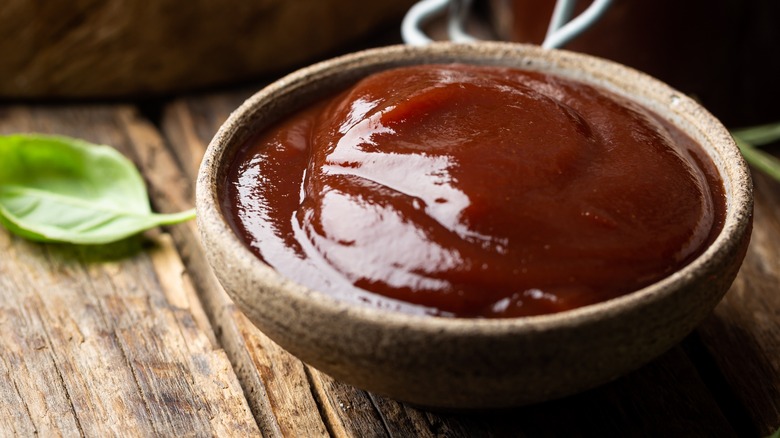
[196,41,753,336]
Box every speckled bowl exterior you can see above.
[196,42,753,409]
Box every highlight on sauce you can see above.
[222,64,725,318]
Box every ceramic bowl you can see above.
[196,42,753,409]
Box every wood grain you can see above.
[160,95,331,437]
[0,0,416,98]
[697,169,780,436]
[0,106,260,436]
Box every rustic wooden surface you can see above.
[0,0,417,98]
[0,86,779,436]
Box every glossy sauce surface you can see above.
[223,64,725,318]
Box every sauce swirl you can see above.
[223,64,725,318]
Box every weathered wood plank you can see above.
[0,106,261,436]
[0,239,87,437]
[153,99,331,437]
[697,169,780,436]
[159,90,751,436]
[305,370,388,438]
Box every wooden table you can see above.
[1,69,779,437]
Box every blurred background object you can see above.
[4,0,778,127]
[489,0,780,127]
[0,0,416,99]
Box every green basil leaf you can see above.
[733,133,780,183]
[0,134,195,244]
[732,122,780,146]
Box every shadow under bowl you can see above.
[196,42,753,409]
